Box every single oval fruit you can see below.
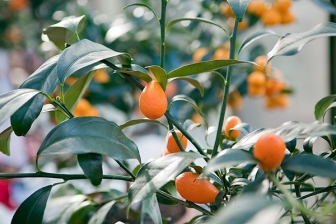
[253,133,286,172]
[223,116,242,139]
[175,172,219,204]
[139,80,167,119]
[166,130,188,153]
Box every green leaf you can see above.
[57,39,132,83]
[233,121,336,150]
[166,17,229,38]
[267,22,336,62]
[11,185,53,224]
[281,154,336,179]
[119,64,151,82]
[68,201,95,224]
[238,30,279,55]
[88,201,115,224]
[0,126,12,156]
[124,3,159,22]
[55,70,96,123]
[36,117,140,163]
[204,149,257,175]
[314,94,336,121]
[170,94,209,129]
[10,55,59,136]
[0,89,41,127]
[227,0,252,22]
[43,15,86,50]
[119,118,168,130]
[206,194,281,224]
[167,59,247,79]
[147,65,167,91]
[128,152,203,205]
[78,153,103,186]
[141,193,162,224]
[169,77,204,96]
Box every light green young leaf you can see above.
[169,77,204,96]
[128,152,203,205]
[43,15,86,50]
[147,65,168,90]
[119,64,151,83]
[141,194,162,224]
[267,22,336,62]
[124,3,159,22]
[227,0,253,22]
[167,59,247,79]
[166,17,229,38]
[314,94,336,121]
[0,126,12,156]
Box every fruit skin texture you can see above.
[166,130,188,153]
[253,133,286,172]
[175,172,219,204]
[139,80,168,119]
[223,116,242,139]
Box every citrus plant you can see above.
[2,0,336,223]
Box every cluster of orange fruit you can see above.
[220,0,295,27]
[248,55,289,109]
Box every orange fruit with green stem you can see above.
[223,116,242,140]
[166,130,188,154]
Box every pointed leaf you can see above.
[167,59,248,79]
[10,55,59,136]
[43,15,86,50]
[0,126,12,156]
[206,194,281,224]
[281,154,336,179]
[267,22,336,62]
[68,201,95,224]
[124,3,159,22]
[204,149,257,175]
[227,0,252,22]
[37,117,140,162]
[141,193,162,224]
[170,94,209,129]
[314,94,336,121]
[238,30,279,55]
[78,153,103,186]
[166,17,229,38]
[0,89,41,127]
[129,152,203,205]
[88,200,115,224]
[147,65,167,90]
[11,185,52,224]
[170,77,204,96]
[57,39,132,83]
[119,118,168,130]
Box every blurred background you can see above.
[0,0,334,223]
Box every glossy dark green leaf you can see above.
[303,136,319,153]
[204,149,257,175]
[119,64,151,82]
[240,175,265,195]
[68,201,95,224]
[0,89,41,127]
[285,138,297,153]
[282,154,336,179]
[141,193,162,224]
[314,94,336,121]
[88,201,115,224]
[267,22,336,62]
[43,15,86,50]
[124,3,159,22]
[170,94,209,129]
[37,117,140,162]
[10,55,59,136]
[227,0,252,22]
[128,152,202,205]
[147,65,167,90]
[0,126,12,156]
[78,153,103,186]
[167,59,247,79]
[11,185,52,224]
[119,118,168,130]
[311,0,336,14]
[206,194,281,224]
[170,77,204,96]
[166,17,229,38]
[55,70,96,123]
[57,39,132,83]
[238,30,279,55]
[233,121,336,150]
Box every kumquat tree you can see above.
[3,0,336,223]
